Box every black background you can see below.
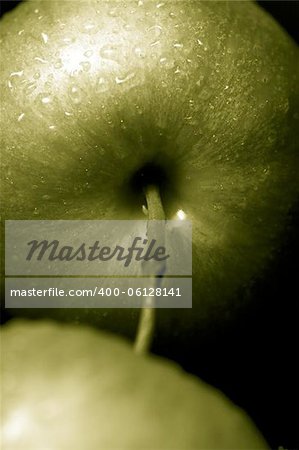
[0,1,298,449]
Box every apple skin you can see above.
[0,1,298,338]
[1,319,268,449]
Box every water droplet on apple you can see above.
[62,37,75,44]
[115,72,136,85]
[41,32,49,44]
[84,50,93,58]
[33,71,41,79]
[96,77,109,93]
[147,24,162,35]
[54,59,63,69]
[142,205,148,216]
[280,99,289,114]
[120,119,127,130]
[213,204,222,211]
[147,24,163,46]
[69,85,82,104]
[150,40,160,47]
[42,195,51,200]
[34,57,48,64]
[267,131,277,144]
[46,72,54,81]
[33,208,39,215]
[17,113,25,122]
[80,21,97,34]
[10,70,24,78]
[80,61,91,72]
[9,70,24,88]
[134,47,146,58]
[173,42,183,49]
[24,81,37,94]
[100,45,119,62]
[49,125,56,130]
[41,94,51,105]
[159,57,175,70]
[169,12,175,18]
[109,8,117,17]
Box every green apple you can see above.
[1,319,268,449]
[1,1,298,339]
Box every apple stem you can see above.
[143,184,166,221]
[134,184,165,355]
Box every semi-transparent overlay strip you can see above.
[5,220,192,276]
[5,277,192,308]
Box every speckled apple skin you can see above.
[1,319,269,449]
[1,1,298,337]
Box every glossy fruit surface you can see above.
[1,319,269,449]
[1,1,298,336]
